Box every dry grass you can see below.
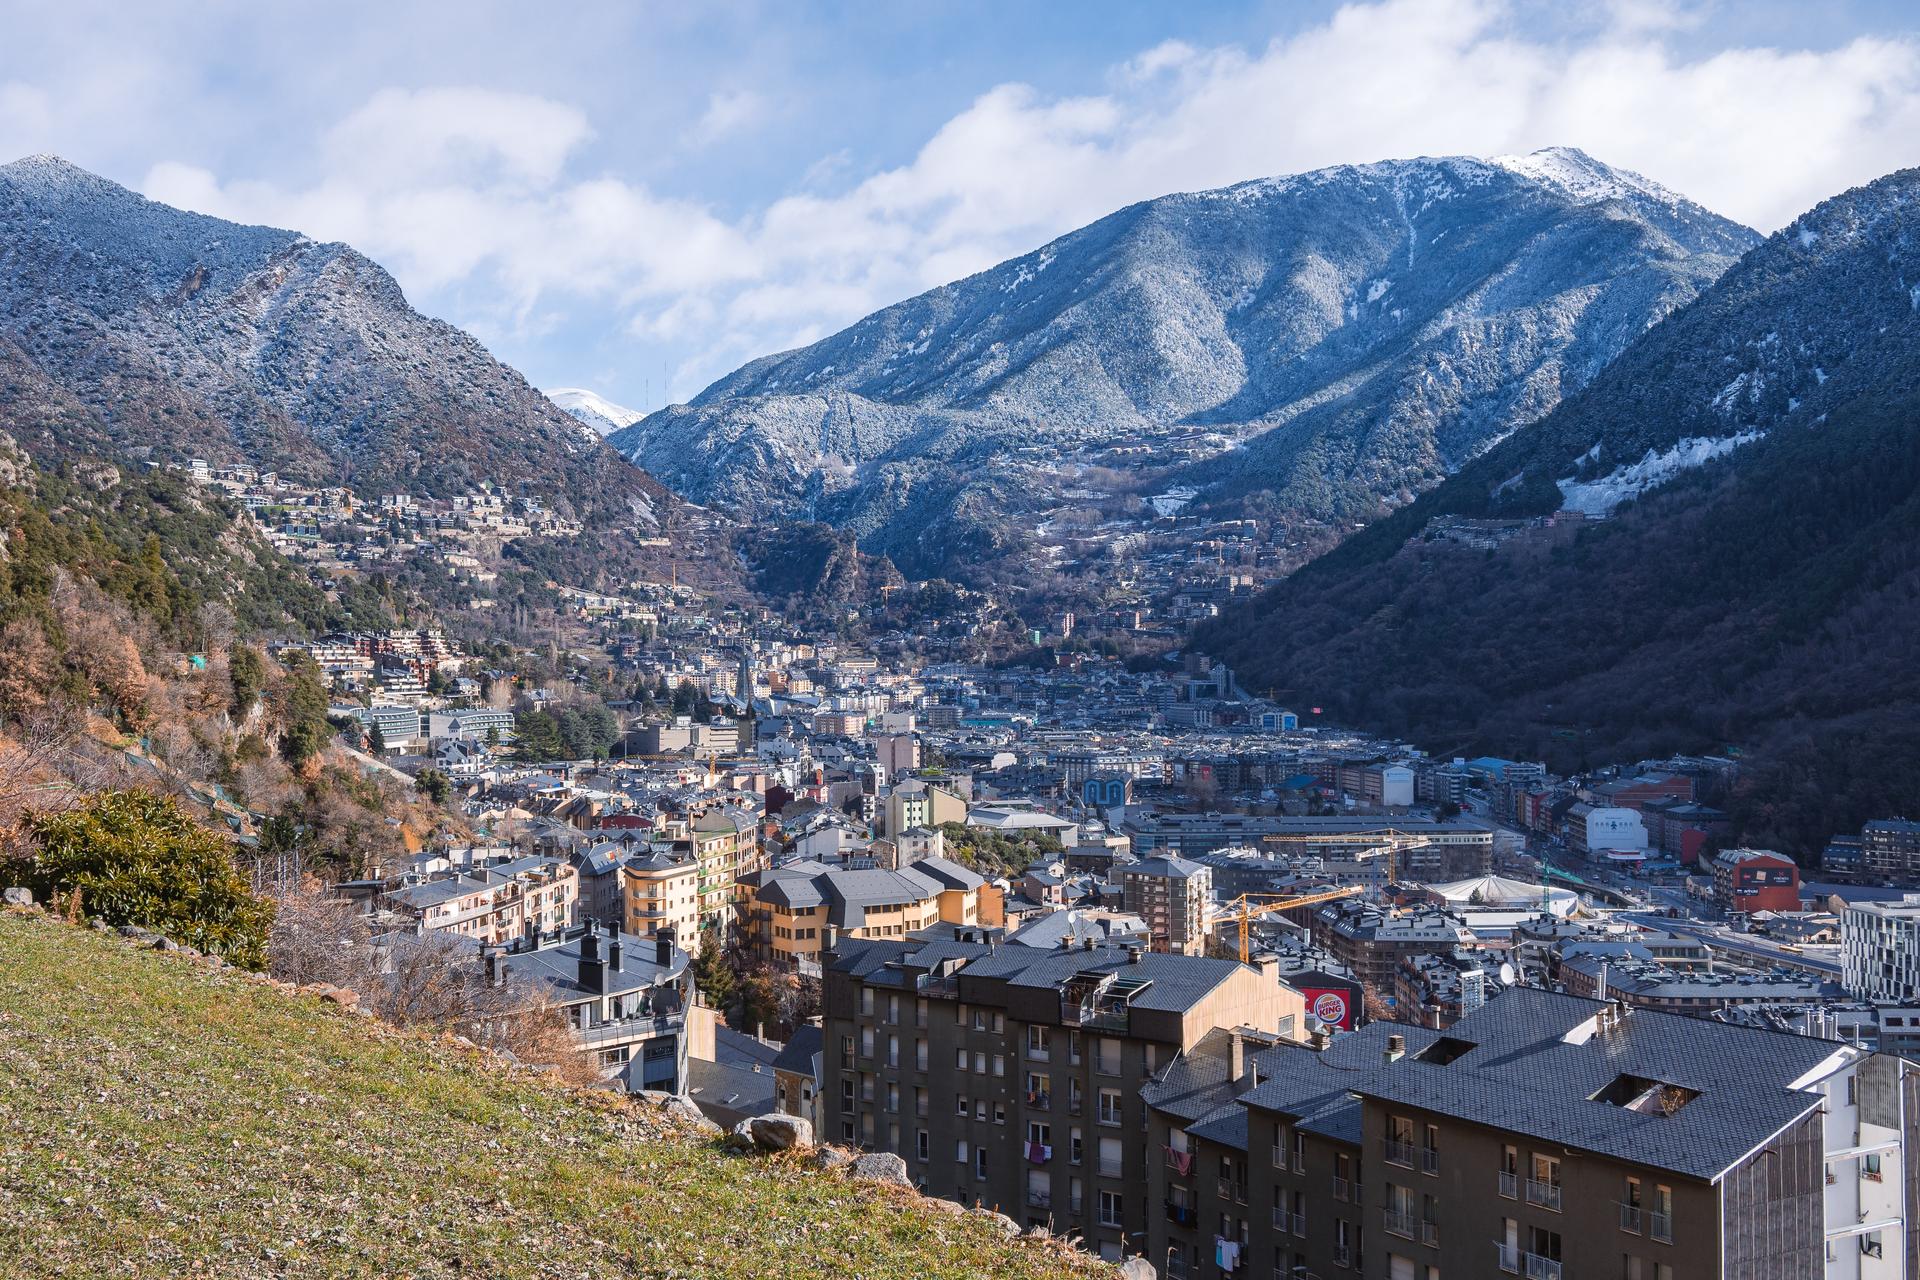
[0,908,1112,1280]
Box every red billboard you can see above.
[1300,986,1355,1031]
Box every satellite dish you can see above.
[1498,962,1517,985]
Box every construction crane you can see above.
[1222,886,1363,963]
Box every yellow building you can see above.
[691,808,758,927]
[622,846,704,955]
[737,856,988,970]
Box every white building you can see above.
[1843,895,1920,1002]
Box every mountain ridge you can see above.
[614,148,1757,581]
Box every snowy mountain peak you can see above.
[1490,146,1683,210]
[546,387,644,439]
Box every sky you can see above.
[3,0,1919,412]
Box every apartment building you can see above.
[1844,895,1920,1002]
[737,858,989,970]
[1864,822,1920,884]
[621,845,703,953]
[691,807,758,926]
[822,935,1304,1264]
[1123,855,1213,956]
[1309,901,1479,990]
[485,919,692,1091]
[1148,987,1919,1280]
[383,854,577,945]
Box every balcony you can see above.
[1385,1209,1416,1239]
[1384,1138,1416,1168]
[1493,1242,1520,1275]
[1026,1189,1051,1210]
[1272,1143,1288,1170]
[1620,1203,1642,1233]
[1524,1255,1563,1280]
[1333,1244,1352,1269]
[1498,1170,1517,1199]
[1333,1175,1352,1202]
[1650,1210,1672,1243]
[1217,1178,1248,1205]
[1026,1091,1051,1111]
[1420,1221,1439,1247]
[1026,1143,1053,1165]
[1164,1200,1198,1228]
[1163,1146,1195,1177]
[1525,1179,1562,1211]
[1419,1148,1439,1176]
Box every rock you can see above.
[725,1120,757,1153]
[88,918,110,932]
[748,1113,813,1152]
[850,1152,912,1187]
[118,924,157,941]
[921,1196,966,1215]
[658,1095,721,1135]
[811,1146,855,1173]
[2,887,33,908]
[319,988,359,1011]
[153,937,181,952]
[1118,1259,1157,1280]
[972,1211,1018,1238]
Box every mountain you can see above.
[1199,166,1920,855]
[0,155,665,526]
[613,148,1756,580]
[546,386,643,438]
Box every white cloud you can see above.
[131,1,1920,400]
[690,90,767,145]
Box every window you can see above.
[887,994,900,1024]
[1098,1089,1124,1126]
[975,1148,989,1181]
[1028,1121,1052,1146]
[1650,1186,1672,1243]
[993,1054,1006,1078]
[1070,1128,1084,1166]
[955,1095,970,1116]
[860,988,874,1016]
[956,1139,970,1163]
[841,1035,855,1063]
[1027,1072,1052,1108]
[1098,1190,1123,1227]
[974,1051,987,1074]
[1096,1037,1121,1075]
[886,1082,899,1113]
[916,1129,930,1161]
[1028,1025,1051,1058]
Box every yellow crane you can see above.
[1222,885,1363,963]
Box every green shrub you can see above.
[11,790,275,969]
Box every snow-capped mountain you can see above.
[613,147,1757,579]
[0,154,664,523]
[1200,165,1920,848]
[546,387,643,439]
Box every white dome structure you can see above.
[1430,874,1580,933]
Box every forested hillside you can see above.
[1201,167,1920,855]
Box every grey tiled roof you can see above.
[1349,987,1842,1181]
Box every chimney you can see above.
[1309,1027,1329,1051]
[608,919,624,973]
[656,927,675,969]
[578,920,605,994]
[1384,1033,1406,1064]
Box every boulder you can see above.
[319,988,359,1011]
[2,887,33,908]
[1118,1260,1157,1280]
[725,1120,758,1152]
[748,1113,813,1152]
[661,1095,721,1135]
[850,1152,912,1187]
[811,1145,855,1173]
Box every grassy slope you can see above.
[0,911,1109,1280]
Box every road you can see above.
[1618,910,1842,977]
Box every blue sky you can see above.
[3,0,1918,411]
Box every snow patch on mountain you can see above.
[546,387,643,438]
[1557,431,1766,515]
